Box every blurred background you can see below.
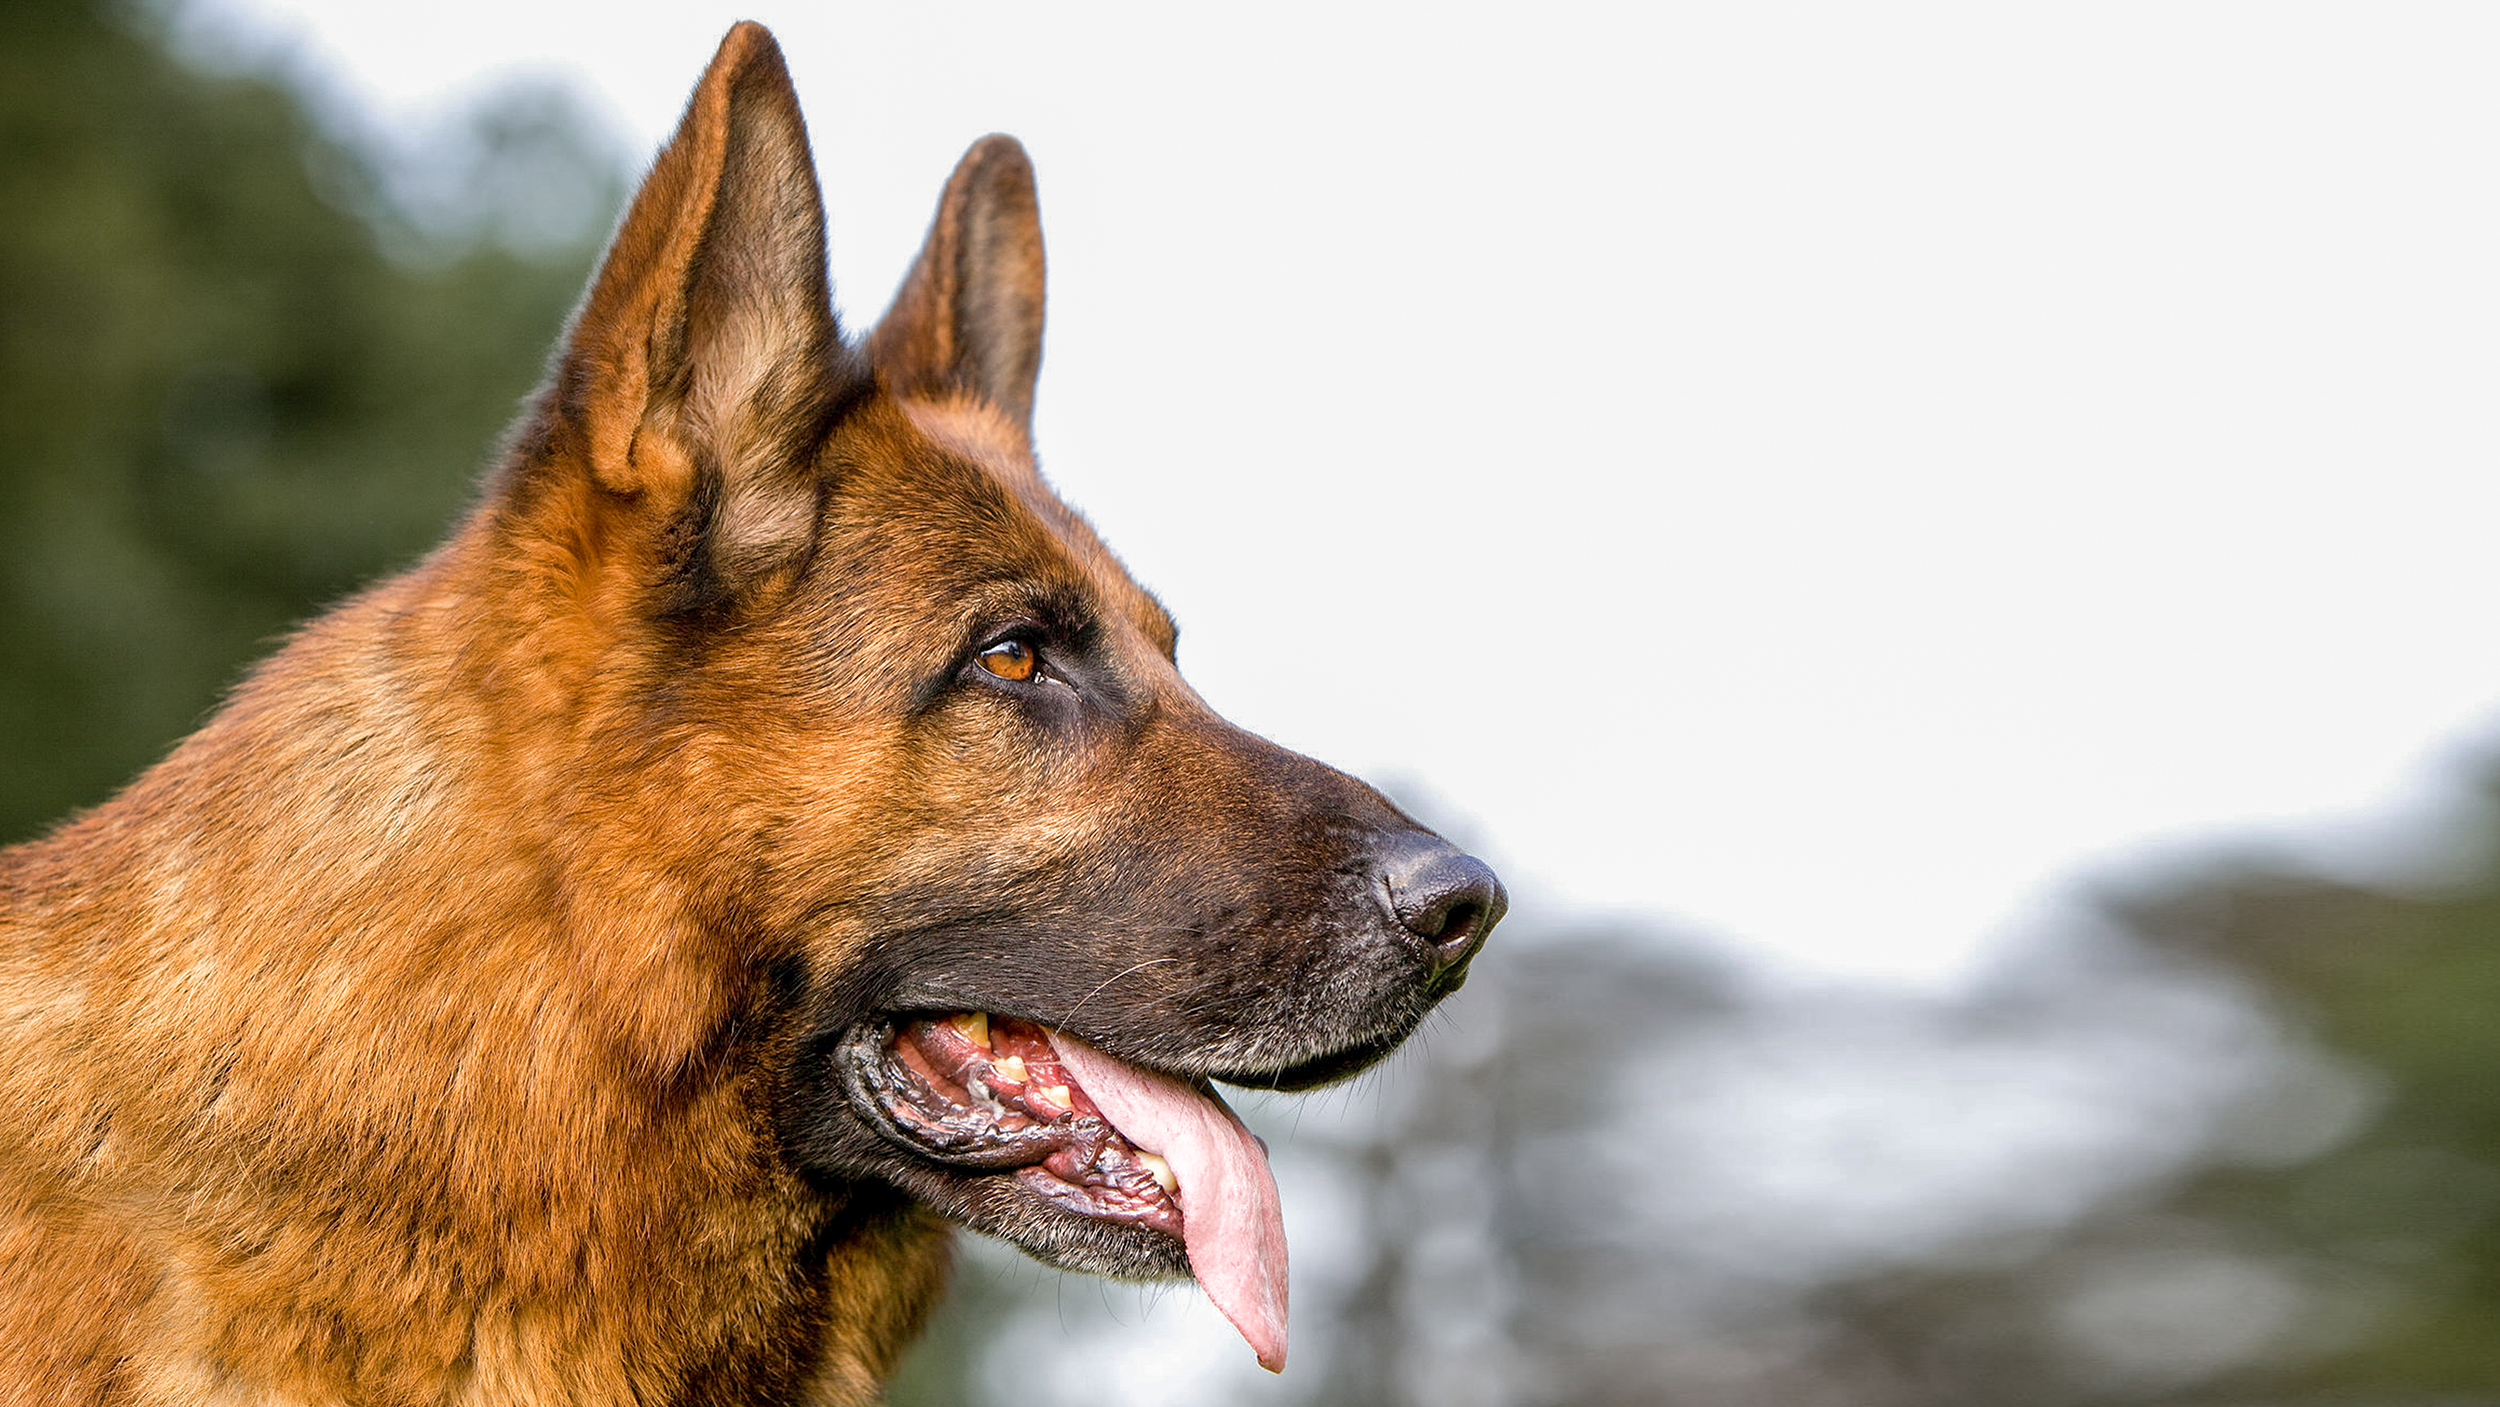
[6,0,2500,1402]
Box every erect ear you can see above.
[553,22,862,606]
[867,135,1047,430]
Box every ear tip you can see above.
[960,134,1038,205]
[716,20,785,64]
[705,21,794,95]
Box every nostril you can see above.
[1414,896,1484,950]
[1380,836,1506,971]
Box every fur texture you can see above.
[0,24,1498,1404]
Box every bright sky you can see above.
[183,0,2500,988]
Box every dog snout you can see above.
[1377,832,1505,974]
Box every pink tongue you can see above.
[1046,1033,1289,1373]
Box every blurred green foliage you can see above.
[0,0,604,842]
[2083,807,2500,1401]
[1804,791,2500,1406]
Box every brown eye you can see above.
[977,638,1038,682]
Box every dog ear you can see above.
[552,22,861,607]
[868,135,1047,430]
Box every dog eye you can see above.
[976,638,1039,683]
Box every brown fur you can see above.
[0,23,1496,1405]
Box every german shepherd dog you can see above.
[0,21,1500,1404]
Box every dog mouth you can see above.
[839,1012,1290,1371]
[857,1014,1187,1235]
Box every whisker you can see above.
[1057,956,1182,1027]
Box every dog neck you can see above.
[0,552,952,1403]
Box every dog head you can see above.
[488,23,1502,1358]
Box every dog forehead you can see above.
[893,397,1174,645]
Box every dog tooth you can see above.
[1039,1084,1074,1113]
[991,1054,1027,1083]
[1139,1151,1178,1195]
[950,1012,992,1049]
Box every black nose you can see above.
[1380,833,1506,973]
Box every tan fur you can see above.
[0,25,977,1405]
[0,21,1496,1404]
[0,445,971,1401]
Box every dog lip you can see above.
[833,978,1436,1149]
[819,1020,1193,1282]
[834,1020,1065,1172]
[834,1005,1397,1136]
[854,999,1419,1094]
[837,1010,1225,1139]
[1206,1027,1415,1092]
[852,993,1249,1087]
[834,1014,1190,1240]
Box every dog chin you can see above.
[790,1102,1187,1278]
[947,1175,1194,1280]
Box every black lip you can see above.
[1215,1026,1415,1092]
[826,1015,1190,1276]
[835,1020,1072,1171]
[836,1003,1423,1134]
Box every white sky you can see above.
[182,1,2500,989]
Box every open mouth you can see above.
[843,1012,1290,1371]
[863,1014,1185,1234]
